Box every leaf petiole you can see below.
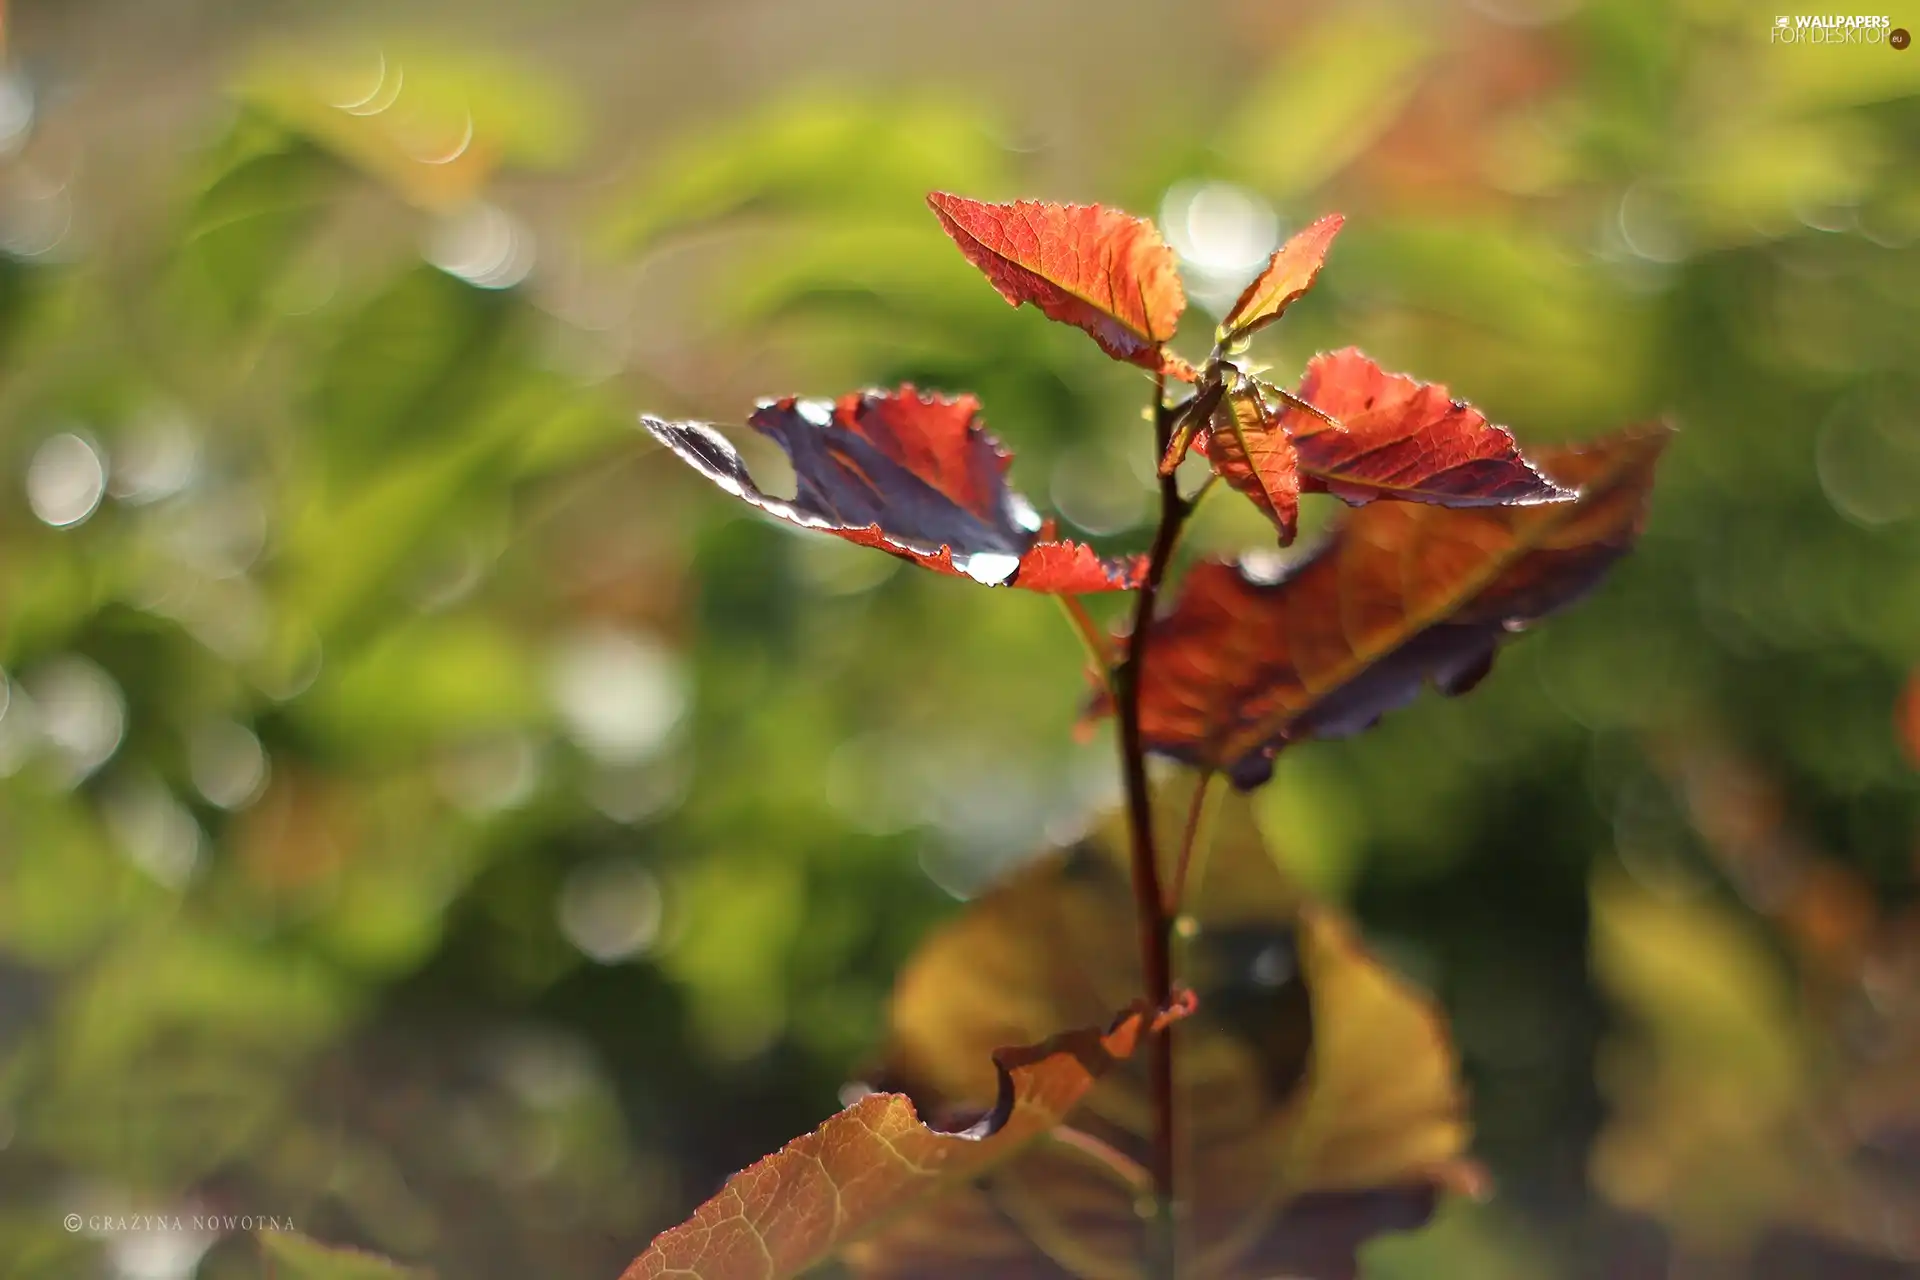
[1249,373,1341,431]
[1165,770,1224,917]
[1156,377,1224,477]
[1043,1125,1152,1195]
[1055,594,1114,685]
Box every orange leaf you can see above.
[1218,214,1345,346]
[622,998,1192,1280]
[851,777,1482,1278]
[1203,384,1303,545]
[644,386,1143,594]
[1101,426,1669,787]
[1286,349,1571,510]
[1155,379,1225,478]
[927,192,1187,373]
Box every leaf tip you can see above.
[1153,986,1200,1031]
[1447,1160,1496,1202]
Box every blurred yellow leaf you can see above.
[1676,116,1884,245]
[1589,870,1878,1257]
[238,42,580,210]
[855,776,1481,1277]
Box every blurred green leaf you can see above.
[1676,115,1884,245]
[1364,1198,1562,1280]
[601,93,1009,251]
[299,617,544,753]
[0,5,1915,1276]
[177,128,341,328]
[257,1229,432,1280]
[1217,11,1433,201]
[309,266,521,476]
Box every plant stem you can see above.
[1055,594,1113,682]
[1114,371,1194,1277]
[1164,771,1220,917]
[1044,1125,1152,1196]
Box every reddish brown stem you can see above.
[1114,373,1194,1277]
[1164,771,1216,916]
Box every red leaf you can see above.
[1203,383,1304,544]
[644,386,1143,594]
[1286,348,1572,509]
[1154,379,1224,478]
[1161,351,1201,384]
[621,996,1195,1280]
[1218,213,1345,344]
[927,192,1187,373]
[1094,426,1669,787]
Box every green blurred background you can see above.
[0,0,1916,1276]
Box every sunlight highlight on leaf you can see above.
[622,998,1193,1280]
[1286,349,1572,510]
[643,387,1144,593]
[1203,383,1302,544]
[1218,213,1345,346]
[927,193,1188,373]
[852,778,1482,1277]
[1098,426,1668,787]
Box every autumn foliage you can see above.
[644,387,1143,593]
[627,996,1195,1280]
[631,191,1667,1278]
[1091,425,1666,788]
[925,194,1190,375]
